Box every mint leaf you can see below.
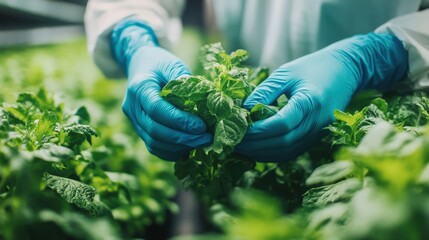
[64,124,97,146]
[303,178,362,208]
[39,210,119,240]
[306,161,356,186]
[220,77,252,101]
[34,111,58,144]
[248,67,269,87]
[230,49,248,66]
[43,173,109,216]
[34,143,74,162]
[75,106,91,125]
[250,103,278,121]
[212,107,248,155]
[207,92,234,119]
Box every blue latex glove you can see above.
[111,19,212,161]
[237,33,408,162]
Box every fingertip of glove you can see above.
[183,133,212,149]
[246,117,277,135]
[184,115,208,134]
[167,62,192,81]
[243,98,257,110]
[246,121,263,134]
[194,133,213,148]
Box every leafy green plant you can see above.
[0,88,119,239]
[161,43,275,204]
[302,121,429,240]
[0,88,180,239]
[326,93,429,146]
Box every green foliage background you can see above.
[2,30,429,240]
[0,39,180,239]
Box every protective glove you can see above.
[111,19,212,161]
[237,33,408,162]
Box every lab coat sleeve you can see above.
[84,0,185,78]
[375,9,429,91]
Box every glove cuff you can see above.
[329,33,409,91]
[111,18,159,69]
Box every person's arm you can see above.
[236,33,408,162]
[237,7,429,163]
[375,9,429,91]
[84,0,185,78]
[84,1,212,161]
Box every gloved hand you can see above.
[237,33,408,162]
[111,19,212,161]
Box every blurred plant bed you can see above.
[0,39,180,239]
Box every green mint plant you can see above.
[326,92,429,147]
[0,88,118,239]
[161,43,275,203]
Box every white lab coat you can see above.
[85,0,429,90]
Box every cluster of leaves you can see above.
[0,88,179,239]
[161,43,274,203]
[326,93,429,146]
[301,121,429,239]
[295,92,429,239]
[0,41,179,239]
[0,88,118,239]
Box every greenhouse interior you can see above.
[1,1,429,240]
